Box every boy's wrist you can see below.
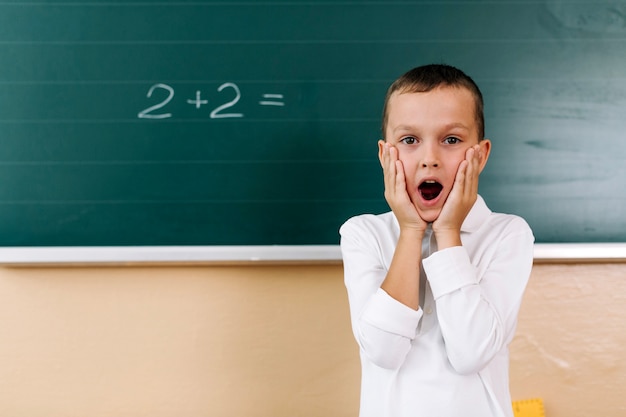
[433,228,462,250]
[399,225,425,235]
[398,226,425,242]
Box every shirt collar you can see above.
[461,195,491,233]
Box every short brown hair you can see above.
[381,64,485,140]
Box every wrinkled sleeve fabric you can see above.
[423,217,534,375]
[340,216,423,370]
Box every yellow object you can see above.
[512,398,545,417]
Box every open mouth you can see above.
[418,180,443,201]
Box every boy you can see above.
[339,64,534,417]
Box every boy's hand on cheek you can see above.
[433,145,482,248]
[380,142,426,233]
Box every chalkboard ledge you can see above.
[532,243,626,263]
[0,244,625,266]
[0,245,342,266]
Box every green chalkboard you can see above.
[1,1,625,246]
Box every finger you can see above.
[383,144,398,201]
[387,145,397,184]
[468,145,481,195]
[390,146,406,197]
[455,159,468,200]
[394,159,406,195]
[382,143,392,182]
[471,144,481,172]
[461,146,479,200]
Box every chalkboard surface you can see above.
[1,1,625,246]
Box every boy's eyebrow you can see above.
[392,122,470,133]
[442,122,470,131]
[392,125,416,133]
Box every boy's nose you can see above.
[421,145,440,168]
[421,160,439,168]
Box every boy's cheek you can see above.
[396,152,414,170]
[398,156,411,178]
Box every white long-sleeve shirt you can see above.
[339,196,534,417]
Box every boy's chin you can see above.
[417,207,441,224]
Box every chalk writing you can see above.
[137,83,174,119]
[186,90,208,109]
[210,82,243,119]
[138,82,285,119]
[259,93,285,106]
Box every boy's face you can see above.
[380,86,491,223]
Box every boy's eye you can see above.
[443,136,461,144]
[401,137,417,145]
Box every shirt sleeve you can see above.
[340,217,423,370]
[422,218,534,375]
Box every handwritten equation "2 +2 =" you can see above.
[137,82,285,119]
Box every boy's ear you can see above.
[377,139,386,167]
[478,139,492,173]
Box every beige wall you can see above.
[510,263,626,416]
[0,261,624,416]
